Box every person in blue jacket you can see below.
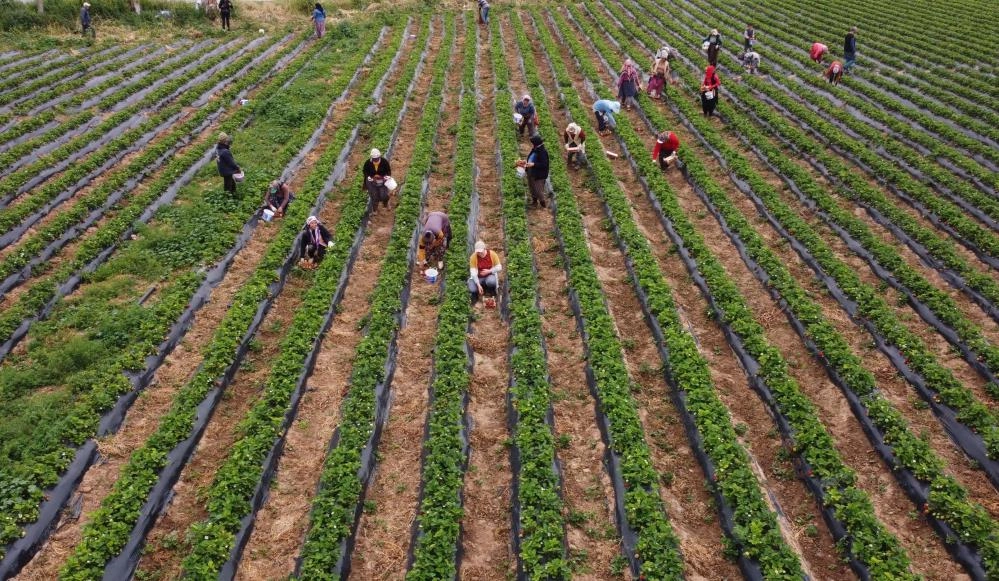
[592,99,620,134]
[311,3,326,39]
[843,27,857,72]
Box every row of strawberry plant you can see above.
[628,0,999,326]
[0,29,348,571]
[751,2,999,143]
[53,23,391,581]
[0,39,218,180]
[772,0,999,98]
[0,45,282,290]
[621,0,999,406]
[693,0,999,194]
[0,35,256,204]
[296,14,452,578]
[555,8,917,577]
[608,0,999,479]
[0,110,57,155]
[0,44,142,113]
[712,0,999,148]
[0,44,126,100]
[585,4,999,574]
[0,41,268,257]
[513,10,704,578]
[0,48,74,85]
[683,0,999,193]
[0,36,309,363]
[176,18,428,578]
[0,38,275,253]
[645,2,999,266]
[406,15,510,580]
[534,9,806,578]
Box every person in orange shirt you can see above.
[468,240,502,308]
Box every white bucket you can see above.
[515,166,526,179]
[262,208,275,222]
[385,176,398,192]
[425,267,438,283]
[702,41,710,51]
[232,171,245,183]
[513,112,523,124]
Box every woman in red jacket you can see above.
[652,130,680,170]
[700,65,721,117]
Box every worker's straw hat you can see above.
[370,148,381,159]
[475,240,486,253]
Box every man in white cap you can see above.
[299,215,330,269]
[81,2,93,37]
[468,240,502,308]
[362,148,393,212]
[514,95,537,138]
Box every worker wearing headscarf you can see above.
[468,240,502,306]
[417,211,452,271]
[700,65,721,117]
[563,122,586,167]
[300,215,331,268]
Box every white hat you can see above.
[567,122,580,135]
[306,215,319,226]
[83,2,90,6]
[522,94,531,101]
[475,240,486,253]
[370,148,381,159]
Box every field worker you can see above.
[477,0,490,24]
[743,23,755,51]
[810,42,828,63]
[704,28,722,66]
[264,180,292,217]
[844,27,857,72]
[826,60,844,85]
[648,47,670,98]
[215,132,241,195]
[743,50,761,74]
[592,99,620,134]
[219,0,232,30]
[417,211,452,271]
[468,240,502,308]
[700,65,721,117]
[617,59,641,110]
[514,95,537,137]
[363,148,393,212]
[524,134,550,207]
[311,3,326,39]
[652,130,680,171]
[81,2,92,36]
[300,215,331,269]
[563,122,586,167]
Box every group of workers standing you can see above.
[208,12,861,306]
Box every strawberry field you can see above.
[0,1,997,579]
